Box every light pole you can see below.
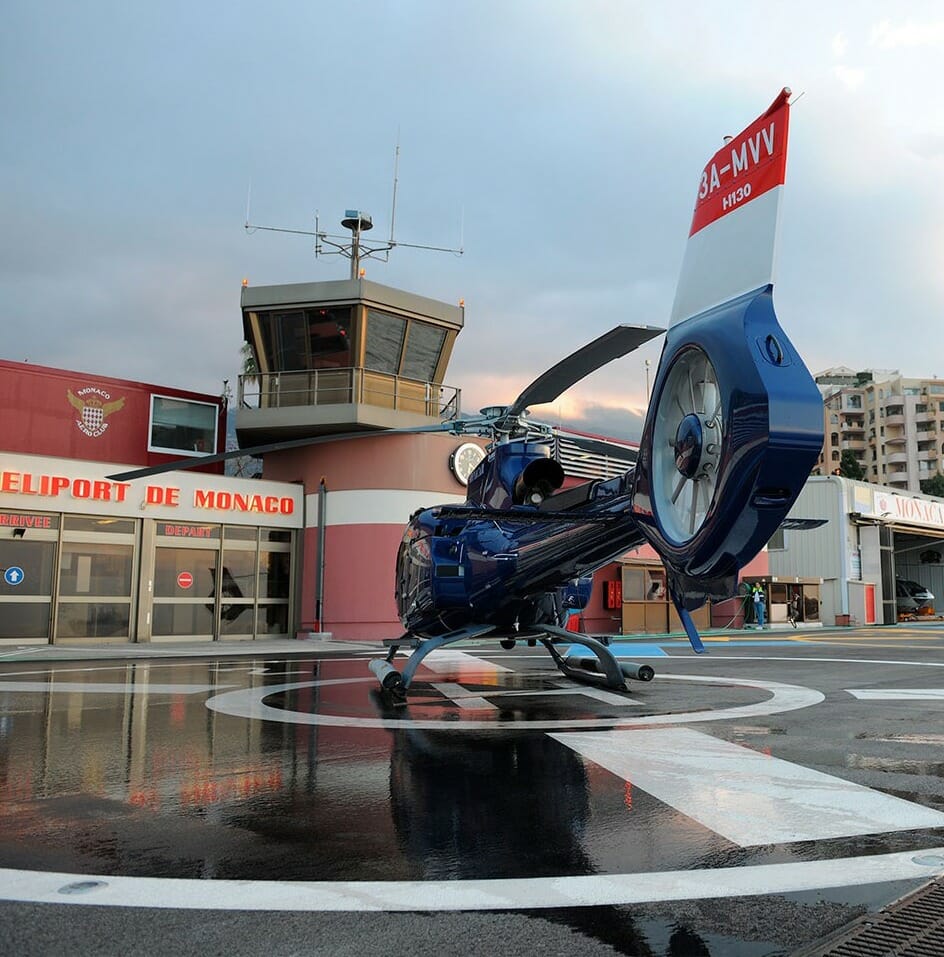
[645,359,651,401]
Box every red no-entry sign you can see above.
[177,571,194,589]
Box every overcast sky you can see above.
[4,1,944,442]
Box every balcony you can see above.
[918,448,939,462]
[235,369,461,441]
[840,438,867,451]
[885,414,905,426]
[887,452,909,465]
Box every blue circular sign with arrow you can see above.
[3,566,25,586]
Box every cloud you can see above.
[871,18,944,49]
[833,64,866,91]
[4,0,944,453]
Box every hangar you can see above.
[769,475,944,626]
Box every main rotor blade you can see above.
[433,506,620,524]
[506,324,664,418]
[106,421,467,483]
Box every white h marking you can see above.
[848,689,944,701]
[551,727,944,847]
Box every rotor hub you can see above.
[674,414,703,478]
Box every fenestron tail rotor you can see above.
[651,347,723,542]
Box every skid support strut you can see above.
[536,626,635,690]
[369,625,496,694]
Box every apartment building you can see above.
[815,367,944,492]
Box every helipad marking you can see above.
[410,650,512,675]
[551,727,944,846]
[205,673,823,730]
[2,850,943,911]
[848,689,944,701]
[4,651,944,911]
[551,682,642,707]
[431,682,498,710]
[654,654,944,669]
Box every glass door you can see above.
[55,516,137,642]
[0,513,59,641]
[153,546,219,639]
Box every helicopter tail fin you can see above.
[631,88,824,614]
[670,88,792,327]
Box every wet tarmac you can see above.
[3,626,944,955]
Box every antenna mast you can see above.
[244,144,462,279]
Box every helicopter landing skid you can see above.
[369,624,497,694]
[534,626,655,689]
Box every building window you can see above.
[767,527,785,550]
[830,432,839,444]
[846,395,862,409]
[831,450,839,461]
[148,396,219,456]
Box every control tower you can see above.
[237,278,464,444]
[235,209,473,640]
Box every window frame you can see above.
[147,394,220,458]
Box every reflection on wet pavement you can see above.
[3,650,944,956]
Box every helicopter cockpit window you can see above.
[365,310,406,374]
[401,322,446,382]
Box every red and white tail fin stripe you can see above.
[670,88,791,327]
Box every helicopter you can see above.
[110,88,824,697]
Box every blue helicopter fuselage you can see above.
[395,441,644,637]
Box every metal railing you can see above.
[238,368,461,420]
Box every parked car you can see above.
[896,578,935,616]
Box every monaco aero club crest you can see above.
[67,387,125,438]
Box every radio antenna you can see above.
[244,142,462,280]
[389,133,400,245]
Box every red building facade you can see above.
[0,361,302,645]
[0,360,227,472]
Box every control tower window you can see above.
[402,323,446,382]
[149,396,219,456]
[274,311,307,371]
[306,307,352,369]
[366,310,406,375]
